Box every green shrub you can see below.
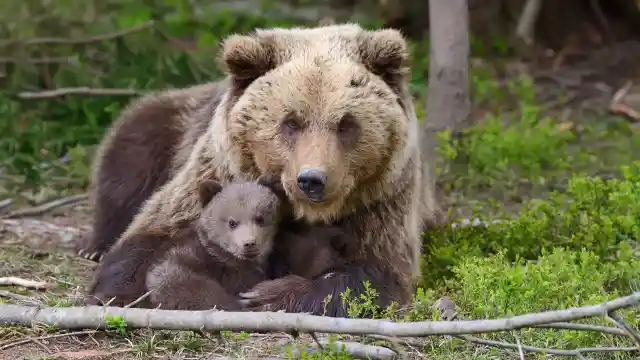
[451,247,639,350]
[423,162,640,288]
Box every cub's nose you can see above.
[296,168,328,202]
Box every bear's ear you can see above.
[257,173,287,199]
[198,179,223,208]
[221,34,277,86]
[357,29,409,91]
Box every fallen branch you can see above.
[0,21,154,47]
[17,87,141,100]
[433,296,640,359]
[0,56,76,65]
[609,80,640,122]
[3,193,89,219]
[515,0,543,45]
[0,218,86,247]
[0,330,97,351]
[0,277,48,290]
[0,290,43,307]
[0,292,637,336]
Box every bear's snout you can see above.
[296,168,328,202]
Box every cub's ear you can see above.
[257,173,287,199]
[198,179,223,208]
[322,227,356,257]
[357,29,409,91]
[221,34,277,86]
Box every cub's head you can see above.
[221,24,412,223]
[195,175,286,262]
[281,225,357,279]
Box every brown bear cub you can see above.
[145,175,354,311]
[145,176,284,310]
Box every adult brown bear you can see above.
[80,23,441,317]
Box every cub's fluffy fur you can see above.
[86,24,440,317]
[145,176,282,310]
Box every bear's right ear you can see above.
[198,179,223,208]
[221,34,277,86]
[357,29,409,93]
[257,173,287,199]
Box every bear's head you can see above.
[220,24,413,224]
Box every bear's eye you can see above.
[254,215,264,226]
[337,113,359,136]
[281,113,302,139]
[228,219,238,229]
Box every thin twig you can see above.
[124,289,155,309]
[515,0,543,45]
[3,193,89,219]
[0,277,48,289]
[0,57,76,64]
[0,21,154,47]
[453,334,638,358]
[0,290,43,307]
[17,88,141,100]
[0,292,637,335]
[0,199,13,212]
[607,312,640,347]
[535,322,627,336]
[0,330,97,351]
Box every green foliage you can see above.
[437,77,575,193]
[424,162,640,288]
[451,247,639,350]
[105,314,128,337]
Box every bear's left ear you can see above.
[357,29,409,91]
[198,179,223,208]
[221,34,277,87]
[257,173,287,199]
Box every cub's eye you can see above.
[254,216,264,226]
[228,219,237,229]
[337,113,358,134]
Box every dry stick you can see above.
[515,0,543,45]
[0,330,97,351]
[0,20,154,47]
[0,277,48,290]
[452,334,639,359]
[0,56,76,64]
[17,87,141,100]
[0,198,13,212]
[433,296,640,359]
[124,289,155,309]
[0,290,43,307]
[0,292,638,336]
[535,322,627,336]
[3,193,89,219]
[606,312,640,347]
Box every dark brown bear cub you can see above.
[145,176,284,310]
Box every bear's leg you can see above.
[240,264,407,317]
[77,95,186,262]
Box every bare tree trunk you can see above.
[420,0,471,228]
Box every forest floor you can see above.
[1,41,640,359]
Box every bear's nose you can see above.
[296,168,328,202]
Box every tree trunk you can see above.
[420,0,471,226]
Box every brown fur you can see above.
[76,82,226,261]
[86,24,439,316]
[145,178,282,310]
